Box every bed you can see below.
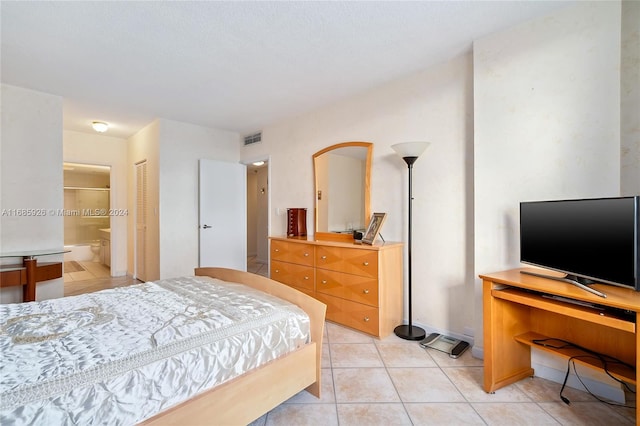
[0,267,326,425]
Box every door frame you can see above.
[241,156,271,270]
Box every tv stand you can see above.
[482,268,639,423]
[520,270,607,298]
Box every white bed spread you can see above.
[0,275,310,425]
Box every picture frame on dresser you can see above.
[362,212,387,245]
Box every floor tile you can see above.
[330,343,383,368]
[376,341,438,367]
[443,366,531,402]
[264,403,338,426]
[337,403,412,425]
[538,401,635,425]
[321,343,331,368]
[284,368,335,404]
[404,402,485,425]
[514,376,598,403]
[388,367,466,403]
[333,368,400,403]
[471,402,560,425]
[325,322,374,343]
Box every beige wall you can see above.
[157,118,240,279]
[0,84,64,302]
[64,130,128,276]
[621,0,640,195]
[473,0,622,352]
[242,52,474,339]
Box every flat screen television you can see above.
[519,196,640,293]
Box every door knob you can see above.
[202,224,212,229]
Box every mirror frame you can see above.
[313,141,373,242]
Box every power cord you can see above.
[532,338,636,409]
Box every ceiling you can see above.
[1,1,576,139]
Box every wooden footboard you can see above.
[142,268,326,425]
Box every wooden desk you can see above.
[482,268,640,422]
[0,249,67,302]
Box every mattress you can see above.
[0,275,311,425]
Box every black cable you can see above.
[532,338,636,409]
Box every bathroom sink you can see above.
[98,228,111,240]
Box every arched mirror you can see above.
[313,141,373,242]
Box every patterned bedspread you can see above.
[0,275,310,425]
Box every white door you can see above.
[199,158,247,271]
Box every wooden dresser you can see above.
[269,236,403,337]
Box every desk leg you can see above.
[483,279,534,392]
[636,312,640,425]
[23,258,37,302]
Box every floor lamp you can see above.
[392,141,430,341]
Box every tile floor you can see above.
[250,322,636,425]
[63,261,140,296]
[63,257,637,425]
[247,255,269,277]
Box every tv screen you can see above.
[520,196,639,290]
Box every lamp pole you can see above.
[391,142,430,341]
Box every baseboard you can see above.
[531,348,626,403]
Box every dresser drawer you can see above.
[270,260,315,292]
[315,292,380,336]
[316,246,378,278]
[316,268,378,307]
[271,240,314,266]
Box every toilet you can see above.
[90,241,101,262]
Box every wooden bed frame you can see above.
[142,267,326,425]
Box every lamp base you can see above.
[394,324,426,341]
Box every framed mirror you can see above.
[313,141,373,242]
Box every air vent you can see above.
[243,132,262,146]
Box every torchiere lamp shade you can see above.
[391,142,430,165]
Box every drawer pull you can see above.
[304,276,309,280]
[275,269,279,273]
[321,256,327,260]
[304,253,309,257]
[363,289,369,294]
[274,249,279,252]
[363,261,369,266]
[322,280,327,284]
[364,316,370,322]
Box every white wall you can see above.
[473,0,622,355]
[242,53,474,339]
[0,84,64,302]
[621,0,640,196]
[158,119,240,279]
[64,130,128,276]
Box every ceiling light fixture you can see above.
[92,121,109,133]
[252,161,265,166]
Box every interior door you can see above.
[199,158,247,271]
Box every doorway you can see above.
[246,160,269,277]
[62,162,112,289]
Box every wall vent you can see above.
[243,132,262,146]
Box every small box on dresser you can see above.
[269,236,404,338]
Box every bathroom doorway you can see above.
[62,162,112,287]
[246,159,269,277]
